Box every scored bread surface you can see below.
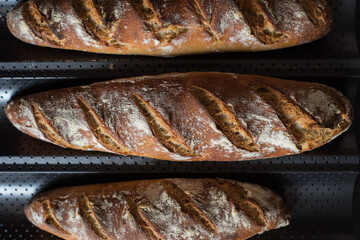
[25,178,290,240]
[5,72,353,161]
[7,0,333,56]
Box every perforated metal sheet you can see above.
[0,171,358,240]
[0,0,359,77]
[0,78,358,240]
[0,76,358,162]
[0,0,359,239]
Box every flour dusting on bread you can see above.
[25,178,290,240]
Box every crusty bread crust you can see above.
[5,72,353,161]
[7,0,333,56]
[25,178,290,240]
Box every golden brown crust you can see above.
[188,86,259,152]
[234,0,287,44]
[298,0,328,27]
[72,0,124,47]
[41,200,70,235]
[132,93,198,157]
[22,0,66,46]
[77,194,112,240]
[7,0,333,56]
[207,179,266,227]
[160,180,218,233]
[5,72,353,161]
[31,102,74,148]
[25,178,290,240]
[252,84,339,151]
[123,193,165,240]
[77,96,132,155]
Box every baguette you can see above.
[5,72,353,161]
[7,0,333,56]
[25,178,290,240]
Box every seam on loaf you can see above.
[298,0,326,27]
[77,194,112,240]
[41,199,70,235]
[233,0,287,44]
[208,178,266,227]
[22,0,65,45]
[130,0,188,42]
[191,0,220,42]
[132,93,199,157]
[252,84,339,151]
[124,193,164,240]
[31,102,73,148]
[188,85,259,152]
[77,96,132,155]
[72,0,126,47]
[160,180,218,233]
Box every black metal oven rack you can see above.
[0,0,360,239]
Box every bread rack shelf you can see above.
[0,0,359,239]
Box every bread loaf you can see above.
[25,178,290,240]
[7,0,333,56]
[5,72,353,161]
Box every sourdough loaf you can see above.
[25,178,290,240]
[7,0,333,56]
[5,72,353,161]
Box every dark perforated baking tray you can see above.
[2,0,358,61]
[0,171,359,240]
[0,0,360,239]
[0,76,358,239]
[0,0,360,78]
